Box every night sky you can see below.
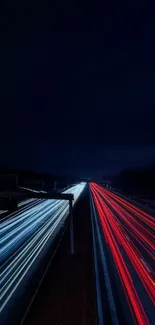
[1,2,155,177]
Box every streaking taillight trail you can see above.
[90,182,155,325]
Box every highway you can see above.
[90,183,155,325]
[0,183,86,325]
[1,181,155,325]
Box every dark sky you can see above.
[1,2,155,177]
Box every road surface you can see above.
[1,182,154,325]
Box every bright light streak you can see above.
[90,183,155,325]
[0,183,86,313]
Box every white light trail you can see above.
[0,183,86,313]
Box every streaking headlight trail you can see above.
[0,183,86,314]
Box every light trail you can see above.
[0,183,86,313]
[97,188,155,260]
[90,183,155,325]
[0,198,40,216]
[102,188,155,229]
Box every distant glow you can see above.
[0,183,86,312]
[90,183,155,325]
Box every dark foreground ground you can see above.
[22,190,97,325]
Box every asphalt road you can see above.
[90,183,155,325]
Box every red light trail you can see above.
[90,183,155,325]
